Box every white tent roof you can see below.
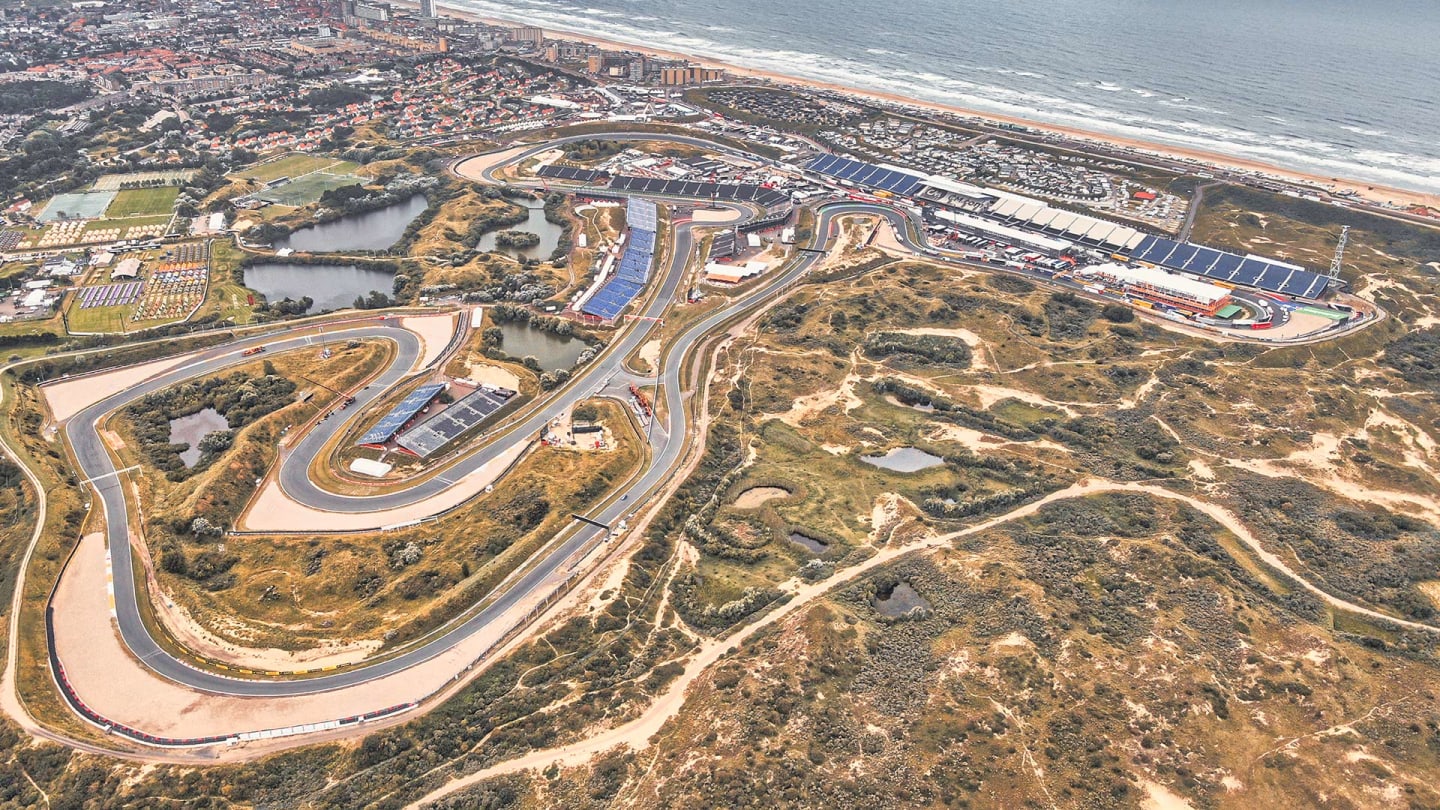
[1080,263,1229,304]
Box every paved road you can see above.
[60,159,782,698]
[59,121,1364,708]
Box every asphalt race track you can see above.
[49,127,1235,734]
[56,133,880,707]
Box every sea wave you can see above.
[437,0,1440,193]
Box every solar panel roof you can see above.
[396,387,514,458]
[537,164,606,183]
[357,383,446,446]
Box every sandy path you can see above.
[410,477,1440,807]
[968,383,1080,417]
[401,312,460,372]
[894,327,992,371]
[50,531,570,741]
[241,439,528,532]
[1229,435,1440,524]
[43,354,191,423]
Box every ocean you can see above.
[441,0,1440,194]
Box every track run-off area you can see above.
[0,130,1410,773]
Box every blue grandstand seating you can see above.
[1129,236,1330,298]
[581,197,659,320]
[805,154,925,197]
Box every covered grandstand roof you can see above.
[935,209,1072,253]
[608,176,789,209]
[396,386,515,458]
[806,154,925,196]
[986,197,1142,249]
[357,383,446,446]
[1128,235,1330,298]
[1079,263,1230,305]
[537,164,607,183]
[919,176,995,201]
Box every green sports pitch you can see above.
[104,186,181,218]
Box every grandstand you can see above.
[395,385,517,458]
[608,175,790,209]
[805,154,925,196]
[357,383,447,447]
[581,197,658,321]
[1128,236,1331,299]
[989,197,1145,250]
[805,153,1143,252]
[935,209,1071,256]
[537,164,608,184]
[1076,263,1232,315]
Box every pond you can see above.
[476,197,564,260]
[274,194,429,253]
[244,262,395,313]
[788,531,830,555]
[496,321,587,371]
[169,407,229,468]
[875,581,932,618]
[860,446,945,473]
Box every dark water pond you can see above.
[275,194,428,253]
[245,262,395,312]
[169,407,229,467]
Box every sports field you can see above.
[105,186,180,218]
[66,300,136,334]
[254,171,364,206]
[239,153,356,183]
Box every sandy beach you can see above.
[419,1,1439,213]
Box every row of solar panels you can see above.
[608,175,790,210]
[806,154,925,197]
[396,386,516,458]
[357,383,447,446]
[537,164,608,183]
[1129,236,1331,299]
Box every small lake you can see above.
[860,447,945,473]
[476,197,564,260]
[244,262,395,313]
[496,321,587,371]
[275,194,428,253]
[789,531,830,555]
[169,408,229,467]
[875,581,932,618]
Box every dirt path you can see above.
[408,477,1439,807]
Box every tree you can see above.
[1102,303,1135,323]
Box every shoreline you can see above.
[421,1,1440,212]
